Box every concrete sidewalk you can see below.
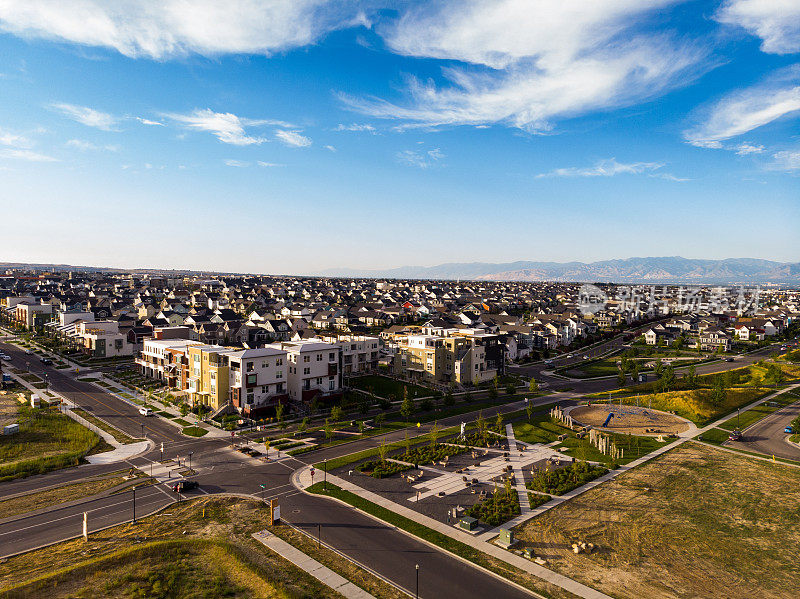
[252,529,377,599]
[293,466,612,599]
[85,440,150,464]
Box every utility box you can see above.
[269,498,280,525]
[458,516,478,531]
[3,424,19,435]
[496,528,517,548]
[30,395,40,408]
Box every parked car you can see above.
[725,357,734,362]
[138,407,153,416]
[24,349,33,355]
[39,357,52,365]
[0,354,11,361]
[784,426,794,434]
[543,359,554,365]
[170,480,199,493]
[567,354,574,358]
[728,430,743,441]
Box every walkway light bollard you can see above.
[416,564,419,599]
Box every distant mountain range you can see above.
[318,257,800,284]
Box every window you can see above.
[276,382,284,392]
[316,377,322,385]
[329,380,335,390]
[246,362,254,372]
[246,374,257,385]
[304,367,310,375]
[316,353,322,361]
[276,358,283,366]
[262,361,268,369]
[329,352,336,361]
[276,370,283,379]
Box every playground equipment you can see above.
[602,412,615,427]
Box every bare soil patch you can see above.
[570,404,689,436]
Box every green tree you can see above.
[686,365,698,389]
[429,421,441,448]
[488,385,499,401]
[660,363,676,392]
[297,417,309,434]
[275,403,285,430]
[710,377,726,407]
[323,418,334,445]
[494,410,504,433]
[505,383,516,396]
[443,389,455,407]
[476,410,487,444]
[528,377,539,394]
[526,400,534,422]
[375,412,385,428]
[330,405,343,424]
[617,369,627,387]
[400,396,414,422]
[378,439,388,464]
[654,358,664,376]
[463,389,473,403]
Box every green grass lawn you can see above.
[348,374,437,400]
[718,403,779,431]
[182,426,208,437]
[0,404,102,481]
[699,427,731,445]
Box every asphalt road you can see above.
[0,343,533,598]
[727,395,800,461]
[0,333,789,598]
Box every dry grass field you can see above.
[515,442,800,599]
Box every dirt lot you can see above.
[0,391,20,429]
[514,442,800,599]
[570,405,690,436]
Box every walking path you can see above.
[252,529,377,599]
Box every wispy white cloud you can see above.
[0,127,31,148]
[275,129,312,147]
[717,0,800,55]
[324,145,336,152]
[0,148,58,161]
[684,65,800,146]
[735,142,765,155]
[769,149,800,172]
[224,159,250,167]
[344,1,707,131]
[51,102,118,130]
[334,123,376,133]
[164,108,289,145]
[0,0,362,60]
[257,161,283,167]
[536,158,667,178]
[136,117,165,126]
[396,147,445,169]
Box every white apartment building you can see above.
[320,334,380,375]
[137,338,200,381]
[227,347,288,415]
[267,340,341,404]
[74,321,133,358]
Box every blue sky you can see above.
[0,0,798,274]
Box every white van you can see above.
[139,407,153,417]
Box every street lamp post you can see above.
[324,458,327,491]
[188,451,193,473]
[318,523,321,549]
[132,485,137,523]
[415,564,419,599]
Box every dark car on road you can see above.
[171,480,199,493]
[728,430,743,441]
[39,357,52,365]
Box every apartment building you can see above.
[227,347,288,417]
[320,334,380,375]
[267,340,341,404]
[392,328,504,385]
[137,338,200,384]
[13,302,53,330]
[75,321,134,358]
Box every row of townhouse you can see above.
[391,327,505,386]
[137,331,380,416]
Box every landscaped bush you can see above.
[358,459,412,478]
[400,443,467,466]
[526,461,608,496]
[466,486,520,526]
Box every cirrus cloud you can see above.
[717,0,800,55]
[50,102,118,130]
